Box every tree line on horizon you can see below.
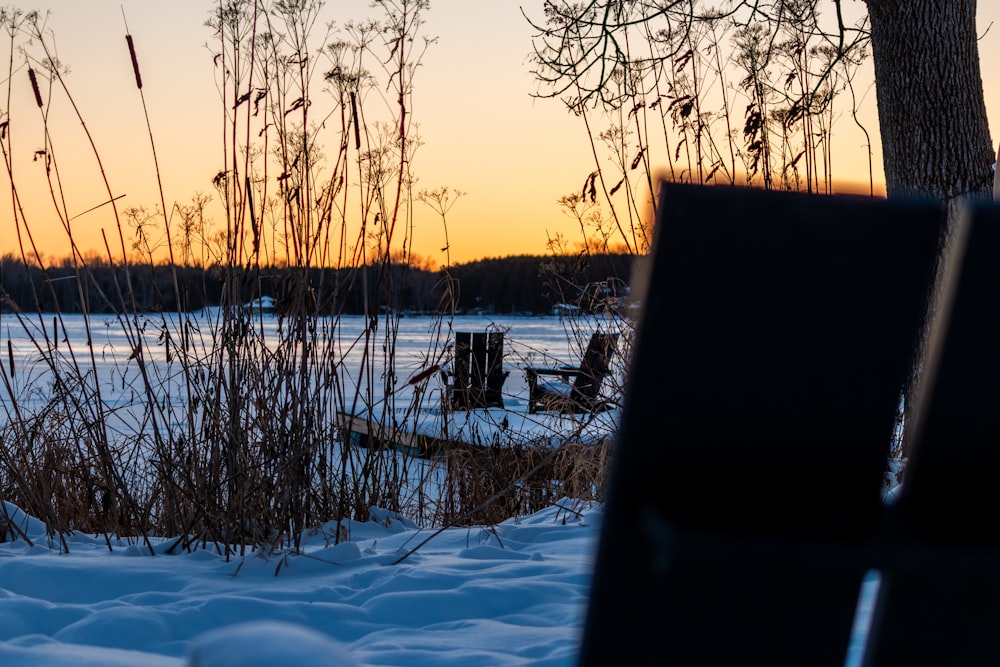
[0,252,636,317]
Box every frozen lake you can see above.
[0,310,626,526]
[0,311,625,432]
[0,306,634,537]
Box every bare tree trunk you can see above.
[866,0,993,459]
[865,0,993,210]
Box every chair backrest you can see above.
[863,200,1000,666]
[483,332,506,408]
[580,182,945,666]
[571,332,620,402]
[451,331,505,409]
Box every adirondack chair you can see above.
[442,331,508,410]
[524,332,620,414]
[861,200,1000,667]
[579,183,946,666]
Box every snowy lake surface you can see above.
[0,311,624,435]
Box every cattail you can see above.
[350,91,360,150]
[246,175,260,256]
[407,364,442,386]
[27,68,42,108]
[7,339,13,378]
[126,34,142,89]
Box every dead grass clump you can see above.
[431,437,613,527]
[0,406,147,543]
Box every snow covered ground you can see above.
[0,312,884,665]
[0,495,882,667]
[0,312,620,666]
[0,499,598,667]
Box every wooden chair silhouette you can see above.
[579,183,945,666]
[862,200,1000,667]
[442,331,508,410]
[525,332,620,414]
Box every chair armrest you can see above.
[525,366,581,377]
[526,367,579,399]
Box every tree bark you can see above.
[865,0,993,209]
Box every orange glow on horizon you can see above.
[2,1,998,269]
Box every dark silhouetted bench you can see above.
[525,332,619,414]
[580,182,948,666]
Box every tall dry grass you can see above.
[0,2,622,554]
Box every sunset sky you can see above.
[3,1,1000,266]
